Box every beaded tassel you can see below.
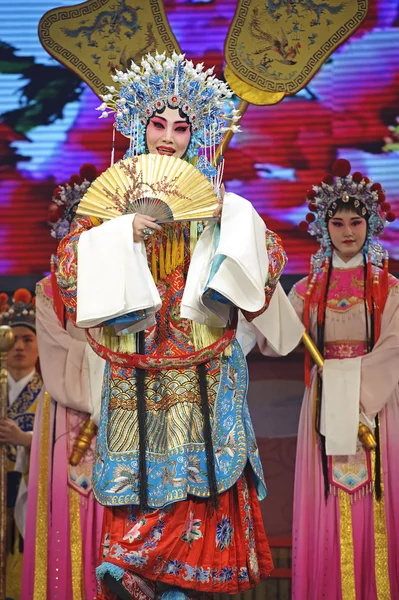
[366,252,373,314]
[373,271,382,343]
[380,252,389,314]
[159,242,166,280]
[179,231,185,266]
[171,230,179,270]
[317,257,330,326]
[50,255,65,328]
[165,235,172,275]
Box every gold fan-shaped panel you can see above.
[77,154,218,222]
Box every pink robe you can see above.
[286,264,399,599]
[22,276,104,600]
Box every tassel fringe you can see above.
[329,482,373,503]
[102,327,136,353]
[151,229,186,283]
[96,562,124,582]
[191,321,230,356]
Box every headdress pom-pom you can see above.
[48,203,63,223]
[332,159,351,178]
[322,173,334,185]
[299,221,309,232]
[352,171,363,183]
[13,288,32,304]
[0,293,9,308]
[68,174,81,186]
[80,163,98,182]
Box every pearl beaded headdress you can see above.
[97,51,241,188]
[299,159,396,268]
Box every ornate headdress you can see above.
[299,159,396,269]
[0,289,36,333]
[48,163,98,241]
[96,51,241,186]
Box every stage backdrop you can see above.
[1,0,399,276]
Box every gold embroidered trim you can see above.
[339,492,356,600]
[371,449,391,599]
[109,389,216,412]
[33,391,50,600]
[69,488,84,600]
[324,338,368,345]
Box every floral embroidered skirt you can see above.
[97,468,273,597]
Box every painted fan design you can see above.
[77,154,218,222]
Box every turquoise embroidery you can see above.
[93,340,266,507]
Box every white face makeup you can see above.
[145,106,191,159]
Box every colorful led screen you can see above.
[1,0,398,276]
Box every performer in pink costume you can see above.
[21,164,105,600]
[258,159,399,599]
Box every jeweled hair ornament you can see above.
[299,159,396,267]
[96,51,241,190]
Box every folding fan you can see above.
[77,154,218,222]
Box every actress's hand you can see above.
[133,214,163,243]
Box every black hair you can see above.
[326,196,370,222]
[154,104,190,122]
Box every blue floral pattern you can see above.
[215,516,234,551]
[94,341,267,508]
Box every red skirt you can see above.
[97,467,273,597]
